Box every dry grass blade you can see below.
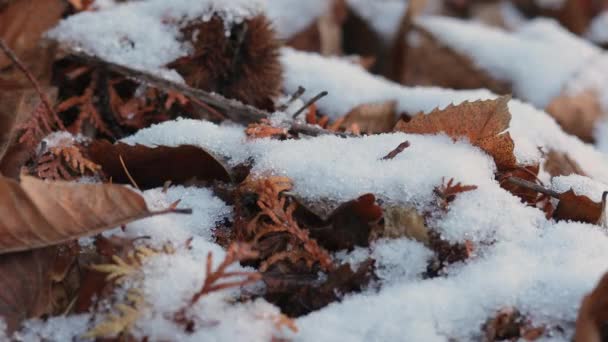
[0,175,190,254]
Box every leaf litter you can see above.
[1,1,608,341]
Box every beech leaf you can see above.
[0,175,180,254]
[394,96,516,169]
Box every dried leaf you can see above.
[341,101,398,134]
[0,248,55,333]
[575,272,608,342]
[545,90,602,143]
[401,26,511,94]
[497,164,541,204]
[553,190,604,224]
[434,177,478,208]
[381,140,410,160]
[0,88,57,179]
[309,194,383,251]
[0,0,64,86]
[394,96,516,170]
[0,175,180,254]
[87,140,231,189]
[543,150,586,178]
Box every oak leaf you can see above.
[394,96,516,169]
[0,175,183,254]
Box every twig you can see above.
[118,155,140,191]
[278,86,305,111]
[63,50,270,124]
[382,141,410,160]
[292,91,328,119]
[188,96,226,120]
[506,177,560,198]
[0,39,65,129]
[290,122,355,138]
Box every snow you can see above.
[414,16,600,108]
[265,0,330,39]
[586,11,608,44]
[47,0,265,81]
[13,315,92,342]
[280,47,608,181]
[346,0,409,41]
[551,174,608,202]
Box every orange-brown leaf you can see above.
[342,101,398,134]
[575,272,608,342]
[394,96,516,169]
[553,190,603,224]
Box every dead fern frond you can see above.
[90,246,159,283]
[83,289,145,339]
[57,72,112,136]
[245,119,288,139]
[189,242,261,305]
[240,176,334,272]
[36,140,100,180]
[434,177,477,209]
[18,101,55,148]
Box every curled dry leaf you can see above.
[394,96,516,170]
[0,175,184,254]
[341,101,398,134]
[575,272,608,342]
[483,307,545,341]
[87,140,231,189]
[497,164,541,204]
[553,190,606,225]
[0,248,55,333]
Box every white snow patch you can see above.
[551,174,608,202]
[346,0,409,41]
[414,16,600,108]
[13,314,92,342]
[265,0,330,39]
[586,11,608,44]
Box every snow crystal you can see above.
[370,238,433,283]
[121,118,249,166]
[47,0,264,79]
[116,186,233,246]
[414,16,600,108]
[551,174,608,202]
[264,0,330,39]
[346,0,409,41]
[293,222,608,341]
[13,314,91,341]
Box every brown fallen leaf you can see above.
[309,193,383,251]
[0,88,58,179]
[0,175,189,254]
[87,140,231,189]
[545,90,602,143]
[0,248,55,333]
[575,272,608,342]
[553,190,605,224]
[394,96,516,170]
[341,101,398,134]
[543,150,586,178]
[497,164,541,204]
[0,0,65,86]
[400,25,511,94]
